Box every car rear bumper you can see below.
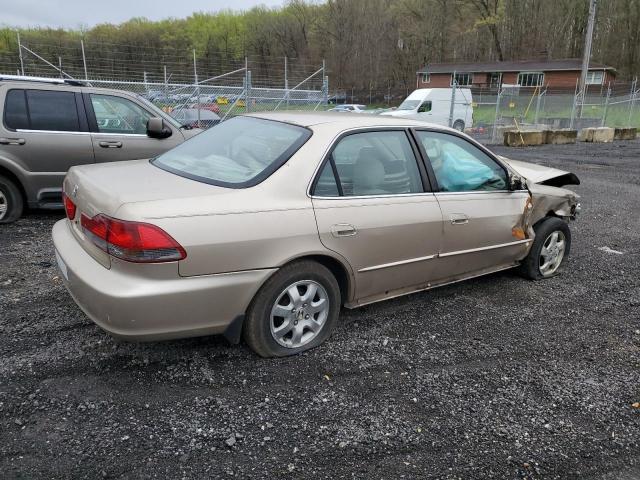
[52,219,275,341]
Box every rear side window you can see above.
[4,89,81,131]
[313,130,424,197]
[4,89,29,130]
[26,90,79,131]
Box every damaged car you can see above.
[52,113,580,357]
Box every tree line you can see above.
[0,0,638,96]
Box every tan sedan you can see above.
[52,112,580,357]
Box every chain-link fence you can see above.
[0,38,329,128]
[467,83,640,144]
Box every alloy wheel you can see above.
[0,191,7,221]
[539,230,566,276]
[270,280,330,348]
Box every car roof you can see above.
[246,111,457,132]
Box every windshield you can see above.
[397,99,421,111]
[152,116,311,188]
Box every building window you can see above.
[586,71,604,85]
[420,73,430,84]
[517,72,544,87]
[451,73,472,86]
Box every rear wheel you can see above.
[0,175,23,224]
[519,217,571,280]
[453,120,465,132]
[243,260,341,357]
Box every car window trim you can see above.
[410,127,511,193]
[309,127,432,198]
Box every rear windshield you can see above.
[152,116,311,188]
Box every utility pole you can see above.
[576,0,597,121]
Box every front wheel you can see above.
[519,217,571,280]
[452,120,465,132]
[243,260,341,357]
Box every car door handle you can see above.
[450,214,469,225]
[330,224,357,237]
[0,137,25,145]
[98,141,123,148]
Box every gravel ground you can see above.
[1,140,639,479]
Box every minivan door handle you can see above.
[98,141,123,148]
[0,137,25,145]
[450,214,469,225]
[330,224,357,237]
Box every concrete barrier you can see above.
[578,127,615,143]
[613,127,637,140]
[503,130,545,147]
[543,129,577,145]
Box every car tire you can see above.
[0,175,24,224]
[453,120,465,132]
[519,217,571,280]
[243,260,341,357]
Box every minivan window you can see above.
[26,90,80,131]
[4,89,29,130]
[91,94,152,135]
[152,117,311,188]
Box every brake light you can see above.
[63,193,76,220]
[80,214,186,263]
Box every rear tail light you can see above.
[80,214,186,263]
[63,193,76,220]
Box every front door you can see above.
[311,129,443,304]
[413,130,531,279]
[86,93,183,163]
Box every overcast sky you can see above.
[1,0,287,29]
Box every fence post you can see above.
[58,56,63,79]
[163,65,168,101]
[80,40,88,80]
[244,57,251,113]
[17,32,25,75]
[601,83,611,127]
[569,79,579,129]
[322,59,327,105]
[628,78,638,127]
[534,88,544,125]
[448,77,457,128]
[492,87,502,143]
[284,56,289,108]
[193,49,200,127]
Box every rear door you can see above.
[413,129,531,278]
[85,92,183,163]
[1,86,94,206]
[311,129,443,304]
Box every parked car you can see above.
[187,102,221,114]
[0,75,202,223]
[381,88,473,131]
[170,108,221,129]
[328,104,367,113]
[52,112,580,357]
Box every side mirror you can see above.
[508,173,526,191]
[147,117,172,139]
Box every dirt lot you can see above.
[1,140,639,479]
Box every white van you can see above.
[381,88,473,131]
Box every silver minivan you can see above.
[0,76,201,223]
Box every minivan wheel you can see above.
[0,175,23,224]
[453,120,465,132]
[519,217,571,280]
[243,260,341,357]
